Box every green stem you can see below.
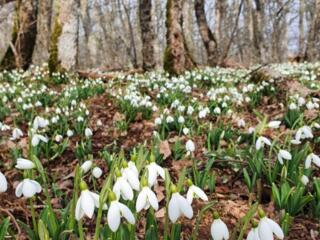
[78,219,84,240]
[30,198,38,239]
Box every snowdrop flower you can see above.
[166,116,174,123]
[121,161,140,191]
[214,107,221,115]
[186,139,195,153]
[289,102,297,110]
[183,127,189,135]
[247,226,259,240]
[113,170,134,200]
[107,191,135,232]
[295,125,313,141]
[301,175,309,185]
[136,178,159,212]
[75,181,107,220]
[128,158,139,177]
[268,121,281,129]
[178,116,185,124]
[168,185,193,223]
[15,158,35,170]
[15,178,42,198]
[11,128,23,140]
[0,171,8,192]
[67,129,74,137]
[92,167,103,178]
[33,116,49,130]
[255,136,271,150]
[186,179,208,204]
[210,212,229,240]
[187,106,194,115]
[237,119,246,128]
[154,117,162,125]
[257,209,284,240]
[277,149,292,165]
[80,160,93,174]
[55,134,63,143]
[248,127,255,134]
[32,134,48,147]
[96,119,102,127]
[85,128,93,137]
[146,157,165,187]
[305,153,320,169]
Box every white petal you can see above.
[147,165,157,187]
[211,219,229,240]
[118,202,135,224]
[266,218,284,239]
[256,138,262,150]
[156,164,165,179]
[22,179,37,198]
[186,188,194,204]
[32,136,40,146]
[113,181,121,200]
[305,155,312,169]
[168,194,180,223]
[120,178,134,200]
[128,161,138,177]
[0,171,7,193]
[89,192,107,209]
[75,198,84,220]
[81,190,95,218]
[192,185,208,202]
[136,189,148,212]
[312,154,320,167]
[16,158,35,170]
[15,181,24,197]
[125,169,140,191]
[177,194,193,219]
[146,188,159,211]
[258,219,273,240]
[108,202,121,232]
[30,180,42,193]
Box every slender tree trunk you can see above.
[195,0,218,66]
[305,0,320,61]
[164,0,193,75]
[299,0,305,58]
[139,0,156,71]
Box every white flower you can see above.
[268,121,281,129]
[186,183,208,204]
[255,136,271,150]
[75,189,107,220]
[210,216,229,240]
[55,134,63,143]
[85,128,93,137]
[0,171,8,192]
[67,129,74,137]
[121,164,140,191]
[186,139,195,152]
[168,191,193,223]
[11,128,23,140]
[214,107,221,115]
[289,103,297,110]
[178,116,185,124]
[146,162,165,187]
[305,153,320,169]
[155,117,162,125]
[107,198,135,232]
[166,116,174,123]
[92,167,103,178]
[15,158,35,170]
[80,160,93,174]
[237,119,246,128]
[128,161,138,177]
[136,186,159,212]
[33,116,49,130]
[295,126,313,141]
[301,175,309,185]
[277,150,292,165]
[15,179,42,198]
[113,176,134,200]
[248,127,255,134]
[31,134,48,146]
[246,227,259,240]
[258,216,284,240]
[183,127,189,135]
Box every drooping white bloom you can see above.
[11,128,23,140]
[168,191,193,223]
[15,158,35,170]
[92,167,103,178]
[33,116,49,130]
[15,179,42,198]
[55,134,63,143]
[166,116,174,123]
[80,160,93,174]
[136,186,159,212]
[67,129,74,137]
[113,176,134,200]
[301,175,309,185]
[305,153,320,169]
[183,127,189,135]
[258,216,284,240]
[186,139,195,153]
[128,161,139,177]
[277,150,292,165]
[210,216,229,240]
[268,121,281,129]
[214,107,221,115]
[121,164,140,191]
[146,162,165,187]
[255,136,271,150]
[186,183,208,204]
[107,198,135,232]
[31,134,48,146]
[154,117,162,125]
[237,119,246,128]
[85,128,93,137]
[295,126,313,141]
[0,171,8,192]
[178,116,185,124]
[75,189,107,220]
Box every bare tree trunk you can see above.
[305,0,320,61]
[0,0,38,69]
[299,0,305,58]
[139,0,155,71]
[164,0,194,75]
[195,0,218,66]
[252,0,266,62]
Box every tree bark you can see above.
[164,0,194,75]
[139,0,156,71]
[195,0,218,66]
[299,0,305,57]
[305,0,320,61]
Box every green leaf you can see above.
[38,219,50,240]
[0,217,10,239]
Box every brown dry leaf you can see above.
[113,112,125,122]
[171,158,192,172]
[154,185,165,202]
[159,140,171,159]
[155,207,165,218]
